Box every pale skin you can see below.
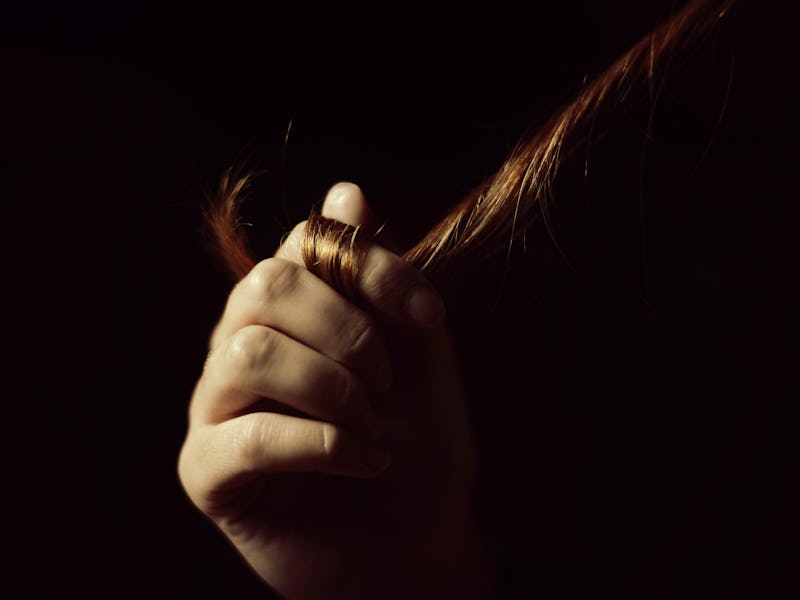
[178,183,493,599]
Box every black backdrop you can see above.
[5,1,798,598]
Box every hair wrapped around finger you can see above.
[301,212,370,302]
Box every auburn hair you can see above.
[204,0,736,300]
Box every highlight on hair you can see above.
[204,0,736,295]
[202,164,261,280]
[301,217,369,302]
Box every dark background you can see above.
[5,1,798,598]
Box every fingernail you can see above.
[405,286,445,325]
[362,445,392,472]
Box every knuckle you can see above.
[276,221,307,259]
[247,258,299,302]
[176,441,195,493]
[359,254,408,306]
[231,416,267,467]
[288,220,307,240]
[223,326,276,375]
[177,430,213,507]
[337,317,378,365]
[332,368,360,413]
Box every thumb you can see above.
[321,182,380,230]
[320,182,403,254]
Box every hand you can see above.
[178,183,492,599]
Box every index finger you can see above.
[275,222,445,328]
